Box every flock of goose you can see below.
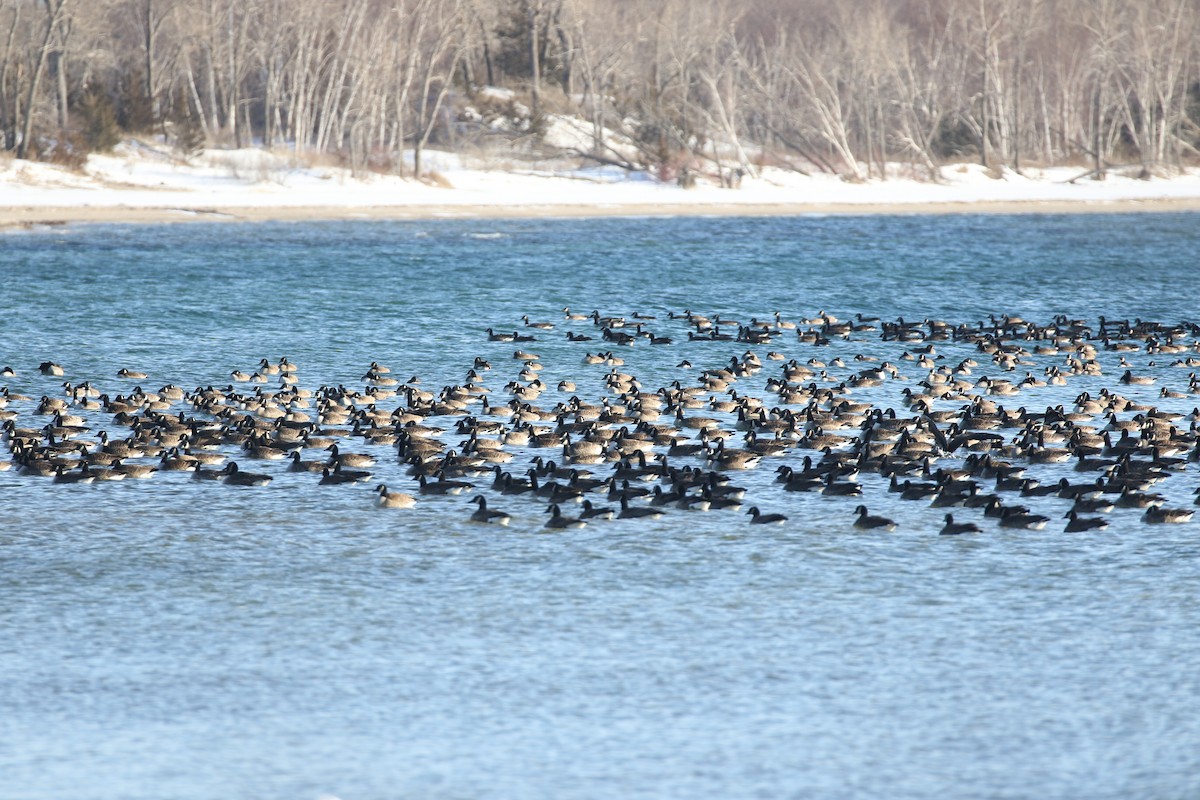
[5,306,1200,533]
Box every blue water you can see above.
[3,213,1200,800]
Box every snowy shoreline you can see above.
[3,141,1200,228]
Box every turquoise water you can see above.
[3,213,1200,799]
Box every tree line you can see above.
[2,0,1197,180]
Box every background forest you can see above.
[2,0,1198,181]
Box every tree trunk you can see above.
[18,0,70,159]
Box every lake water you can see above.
[3,213,1200,799]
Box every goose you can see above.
[1143,506,1193,524]
[1071,495,1115,513]
[221,461,272,486]
[853,505,896,531]
[113,459,157,479]
[997,509,1050,530]
[1120,370,1155,385]
[617,494,663,520]
[326,444,375,468]
[1063,510,1109,532]
[544,503,586,529]
[88,464,127,481]
[470,495,511,525]
[375,484,416,508]
[820,471,862,497]
[39,361,64,376]
[0,366,14,376]
[319,465,369,484]
[243,437,287,460]
[417,473,472,495]
[53,464,95,484]
[158,450,198,471]
[579,499,615,520]
[522,315,554,330]
[746,506,787,524]
[117,368,149,380]
[939,514,981,535]
[192,466,226,481]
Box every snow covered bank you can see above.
[3,139,1200,227]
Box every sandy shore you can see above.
[4,196,1200,229]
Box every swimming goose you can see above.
[243,436,287,460]
[996,508,1050,530]
[113,459,157,479]
[486,328,516,342]
[1063,510,1109,531]
[1143,506,1193,524]
[117,369,149,380]
[544,503,586,529]
[53,464,95,484]
[616,494,663,520]
[939,514,981,535]
[853,505,896,530]
[326,443,375,468]
[221,461,272,486]
[746,506,787,524]
[522,315,554,330]
[1120,370,1155,385]
[373,484,416,508]
[470,495,511,525]
[579,499,615,520]
[158,450,198,471]
[39,361,64,376]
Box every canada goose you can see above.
[39,361,64,376]
[939,514,981,535]
[997,509,1050,530]
[544,503,586,529]
[221,461,272,486]
[417,473,472,495]
[53,464,95,484]
[820,471,862,496]
[243,437,287,460]
[1063,510,1108,532]
[486,328,516,342]
[615,495,663,520]
[192,466,225,481]
[853,505,896,531]
[287,451,326,473]
[470,495,511,525]
[326,443,375,468]
[159,450,198,471]
[1120,370,1155,385]
[374,484,416,508]
[113,459,157,479]
[1143,506,1193,524]
[746,506,787,524]
[117,368,149,380]
[1115,487,1165,508]
[579,499,615,520]
[0,366,14,376]
[1071,495,1115,513]
[522,315,554,330]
